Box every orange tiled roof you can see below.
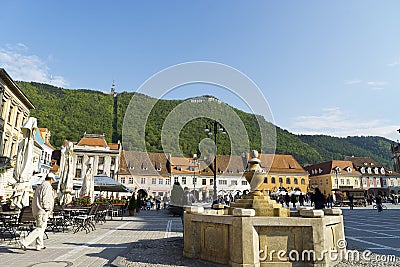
[304,160,361,177]
[44,142,55,150]
[171,156,201,175]
[77,137,107,147]
[108,143,120,150]
[257,154,308,175]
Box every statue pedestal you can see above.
[228,195,290,217]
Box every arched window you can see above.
[294,178,298,184]
[271,177,276,184]
[301,179,305,185]
[279,177,283,184]
[286,178,291,184]
[263,177,268,183]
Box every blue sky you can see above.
[1,1,399,141]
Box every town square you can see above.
[1,1,400,267]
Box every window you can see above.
[166,178,171,185]
[346,179,350,185]
[202,179,207,185]
[231,180,237,186]
[140,177,146,184]
[286,178,291,184]
[340,179,344,185]
[7,106,13,124]
[325,178,328,185]
[363,178,367,185]
[111,157,116,165]
[278,177,283,184]
[182,177,186,185]
[334,179,338,186]
[129,177,134,184]
[320,179,322,186]
[97,169,103,175]
[263,177,268,183]
[77,156,83,165]
[301,179,305,185]
[210,179,214,185]
[193,177,197,184]
[98,157,104,165]
[354,179,358,186]
[271,177,276,184]
[174,177,179,184]
[219,180,227,185]
[152,178,157,184]
[120,177,126,184]
[159,178,163,184]
[75,169,81,178]
[294,178,298,185]
[242,180,247,185]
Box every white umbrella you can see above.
[10,117,37,209]
[58,141,74,205]
[291,190,303,196]
[80,157,94,203]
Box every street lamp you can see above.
[192,154,199,201]
[205,120,226,201]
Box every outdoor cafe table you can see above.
[0,210,20,241]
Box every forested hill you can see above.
[17,81,394,167]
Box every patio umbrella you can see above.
[79,157,94,203]
[10,117,37,209]
[94,174,133,193]
[58,141,74,205]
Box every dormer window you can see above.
[318,168,323,174]
[367,167,372,174]
[380,168,385,175]
[364,162,368,166]
[345,167,352,172]
[333,166,341,174]
[360,167,365,174]
[141,163,148,170]
[371,163,374,166]
[374,167,379,174]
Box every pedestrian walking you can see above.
[284,193,290,207]
[299,193,305,206]
[312,188,325,210]
[375,194,383,212]
[17,173,55,251]
[326,194,333,208]
[290,194,297,208]
[348,194,354,210]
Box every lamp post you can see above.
[192,154,199,201]
[205,120,226,201]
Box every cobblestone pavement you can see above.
[2,206,400,267]
[0,209,184,267]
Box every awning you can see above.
[52,174,132,193]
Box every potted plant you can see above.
[128,195,136,216]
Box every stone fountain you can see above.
[183,150,346,267]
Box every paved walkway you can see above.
[0,209,183,267]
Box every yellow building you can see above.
[257,154,309,193]
[304,160,362,195]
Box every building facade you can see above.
[391,142,400,173]
[257,154,309,194]
[118,151,171,197]
[345,156,400,196]
[304,160,362,196]
[72,133,120,180]
[0,69,35,197]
